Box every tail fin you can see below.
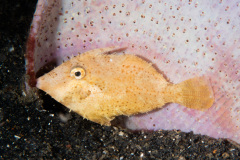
[165,77,214,110]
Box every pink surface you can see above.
[26,0,240,143]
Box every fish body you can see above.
[37,47,214,125]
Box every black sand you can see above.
[0,0,239,159]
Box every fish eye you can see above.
[70,67,85,79]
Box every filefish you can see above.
[36,47,214,125]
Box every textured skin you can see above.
[26,0,240,143]
[37,47,214,125]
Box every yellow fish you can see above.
[37,47,214,126]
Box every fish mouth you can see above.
[36,76,52,94]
